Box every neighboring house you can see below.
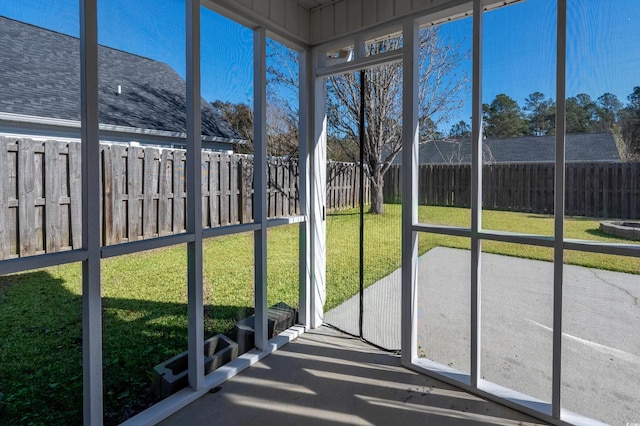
[412,132,621,164]
[0,16,245,150]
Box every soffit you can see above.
[297,0,336,11]
[207,0,519,48]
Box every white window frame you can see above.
[0,1,311,425]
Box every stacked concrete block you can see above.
[152,334,238,398]
[234,302,298,355]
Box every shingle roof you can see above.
[415,132,621,164]
[0,16,243,140]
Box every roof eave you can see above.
[0,112,248,144]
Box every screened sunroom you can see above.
[0,0,639,425]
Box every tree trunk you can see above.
[369,171,385,214]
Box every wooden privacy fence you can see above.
[326,161,370,210]
[0,138,364,260]
[0,137,83,260]
[385,162,640,219]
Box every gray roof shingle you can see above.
[413,132,621,164]
[0,16,243,140]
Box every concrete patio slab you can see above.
[324,247,640,425]
[159,326,548,426]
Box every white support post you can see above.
[298,48,312,329]
[79,0,103,423]
[310,47,327,329]
[470,0,484,389]
[401,17,419,367]
[186,0,204,391]
[552,0,567,419]
[253,27,268,349]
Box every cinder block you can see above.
[152,334,238,398]
[234,302,298,355]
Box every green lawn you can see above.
[1,206,638,424]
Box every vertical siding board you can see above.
[321,4,335,41]
[270,0,286,27]
[284,2,299,37]
[347,0,363,33]
[378,0,393,23]
[253,0,269,17]
[45,141,62,253]
[310,8,323,44]
[334,1,348,35]
[298,5,309,42]
[362,0,377,27]
[395,0,412,16]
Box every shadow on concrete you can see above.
[160,327,548,426]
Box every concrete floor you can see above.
[325,247,640,424]
[160,326,548,426]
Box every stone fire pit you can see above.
[599,221,640,241]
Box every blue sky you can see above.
[438,0,640,129]
[1,0,639,131]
